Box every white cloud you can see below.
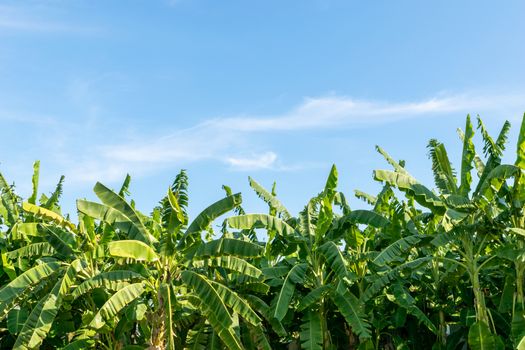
[25,90,525,184]
[214,92,525,132]
[226,152,278,171]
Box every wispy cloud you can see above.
[226,152,278,171]
[42,91,525,184]
[213,92,525,132]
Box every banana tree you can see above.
[373,115,525,349]
[72,171,268,349]
[0,163,93,349]
[227,166,397,349]
[489,114,525,349]
[351,176,441,349]
[0,169,267,349]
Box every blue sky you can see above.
[1,0,524,219]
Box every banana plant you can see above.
[374,115,525,349]
[351,179,441,350]
[0,163,93,349]
[0,169,267,349]
[490,114,525,349]
[1,111,524,349]
[73,171,268,349]
[227,166,397,349]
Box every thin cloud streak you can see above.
[214,92,525,132]
[59,91,525,183]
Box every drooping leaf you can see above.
[375,146,414,178]
[228,214,296,238]
[42,225,75,258]
[92,240,159,262]
[193,256,262,279]
[209,281,262,326]
[89,283,145,329]
[342,210,390,229]
[12,296,51,350]
[72,271,144,299]
[373,235,423,266]
[13,260,82,350]
[273,263,308,320]
[93,182,156,244]
[354,190,377,205]
[181,271,243,350]
[77,199,151,243]
[180,193,242,248]
[374,170,445,213]
[5,243,55,260]
[297,285,332,311]
[332,285,371,340]
[444,194,474,210]
[318,241,348,280]
[334,191,351,214]
[0,262,61,320]
[12,222,39,239]
[300,310,323,350]
[182,271,233,329]
[22,202,75,231]
[195,238,263,258]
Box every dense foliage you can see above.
[0,114,524,350]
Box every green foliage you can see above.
[0,113,523,349]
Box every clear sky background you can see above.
[1,0,524,220]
